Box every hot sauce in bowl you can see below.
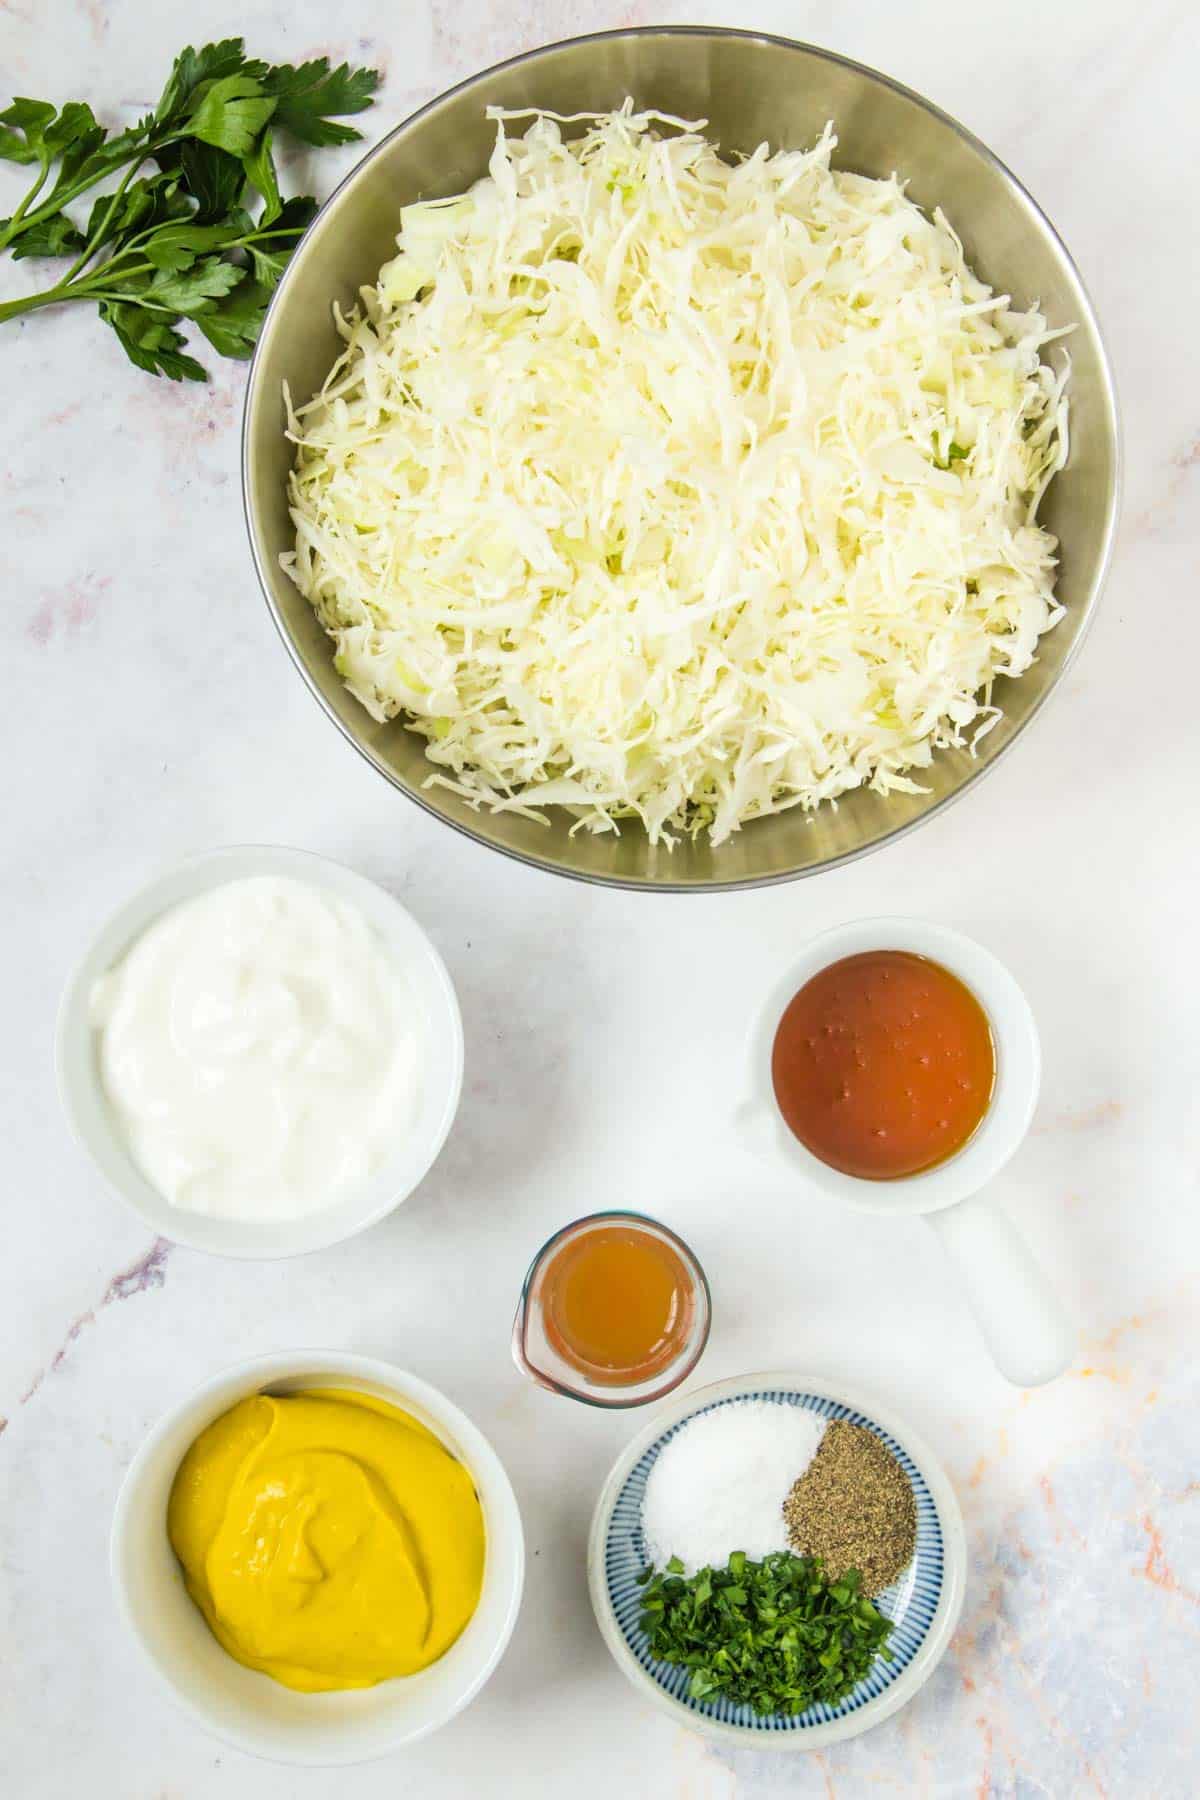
[771,950,995,1180]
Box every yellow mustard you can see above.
[167,1388,485,1691]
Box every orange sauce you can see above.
[539,1224,695,1385]
[771,949,995,1180]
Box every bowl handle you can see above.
[926,1195,1075,1387]
[734,1096,789,1160]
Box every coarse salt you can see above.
[641,1400,826,1575]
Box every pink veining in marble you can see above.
[26,573,109,646]
[20,1237,171,1404]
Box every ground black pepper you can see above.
[782,1420,916,1595]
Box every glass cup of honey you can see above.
[512,1211,711,1407]
[742,917,1074,1388]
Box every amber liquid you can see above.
[539,1225,695,1386]
[772,949,996,1180]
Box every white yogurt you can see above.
[90,875,421,1222]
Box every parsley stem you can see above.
[0,257,143,324]
[0,258,159,322]
[73,260,159,288]
[0,147,142,252]
[0,283,69,324]
[58,154,149,285]
[0,154,52,248]
[0,280,165,323]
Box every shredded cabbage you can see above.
[282,105,1069,845]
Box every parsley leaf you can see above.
[153,39,266,124]
[182,74,277,158]
[82,172,190,251]
[141,214,253,273]
[242,132,281,222]
[0,97,133,192]
[97,300,207,381]
[152,138,246,222]
[140,258,245,317]
[7,213,86,260]
[244,195,318,289]
[638,1552,893,1717]
[0,97,58,163]
[261,58,381,146]
[0,38,379,380]
[193,277,274,359]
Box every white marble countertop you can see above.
[2,2,1197,1794]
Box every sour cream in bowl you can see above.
[56,847,463,1257]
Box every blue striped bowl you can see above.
[588,1373,966,1748]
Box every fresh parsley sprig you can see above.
[0,39,379,379]
[637,1551,893,1716]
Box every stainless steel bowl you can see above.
[244,28,1120,892]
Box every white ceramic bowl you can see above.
[744,916,1041,1216]
[739,918,1074,1388]
[55,846,464,1258]
[588,1371,966,1749]
[111,1351,524,1765]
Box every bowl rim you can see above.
[744,916,1042,1214]
[110,1350,525,1766]
[54,844,464,1258]
[587,1368,967,1748]
[244,24,1122,894]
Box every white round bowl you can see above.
[588,1371,965,1749]
[55,846,464,1257]
[743,916,1041,1215]
[111,1351,524,1765]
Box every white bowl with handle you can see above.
[742,917,1075,1387]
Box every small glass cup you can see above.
[512,1210,711,1408]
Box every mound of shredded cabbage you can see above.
[283,105,1069,845]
